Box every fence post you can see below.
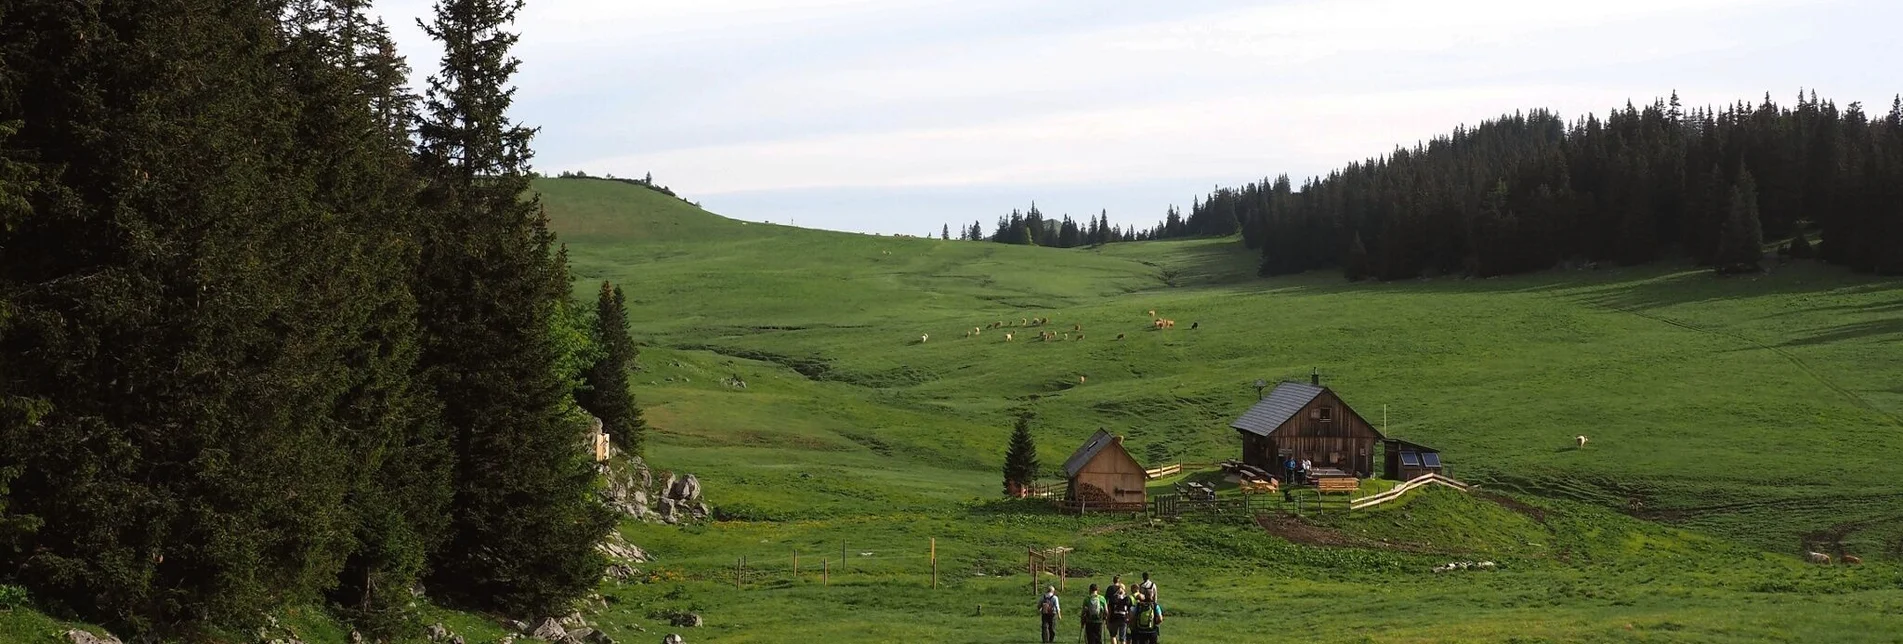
[931,538,938,590]
[794,550,799,577]
[823,559,829,587]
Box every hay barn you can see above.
[1060,429,1147,512]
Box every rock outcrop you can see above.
[64,630,123,644]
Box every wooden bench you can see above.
[1239,479,1278,494]
[1316,477,1359,494]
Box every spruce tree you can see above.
[579,282,646,456]
[1715,170,1765,274]
[1001,413,1040,496]
[1344,231,1371,281]
[272,2,458,629]
[412,0,613,616]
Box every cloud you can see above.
[370,0,1900,232]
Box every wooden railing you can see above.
[1349,473,1471,511]
[1144,463,1183,480]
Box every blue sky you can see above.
[374,0,1902,235]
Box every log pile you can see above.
[1071,482,1116,505]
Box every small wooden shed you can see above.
[1382,439,1444,481]
[1231,377,1384,480]
[1060,429,1147,512]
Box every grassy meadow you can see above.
[7,176,1900,642]
[547,178,1903,642]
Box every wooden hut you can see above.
[1231,376,1384,481]
[1060,429,1147,512]
[1382,439,1444,481]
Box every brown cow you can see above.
[1115,333,1125,341]
[1841,554,1863,565]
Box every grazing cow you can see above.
[1115,333,1125,341]
[1062,333,1070,341]
[1078,375,1087,384]
[1148,309,1156,317]
[920,334,929,343]
[1021,318,1028,326]
[1076,333,1084,340]
[1842,554,1863,565]
[1004,333,1014,342]
[1806,551,1831,564]
[1575,435,1589,448]
[1190,322,1199,330]
[1072,324,1081,331]
[1153,319,1165,330]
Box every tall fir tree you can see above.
[412,0,613,616]
[578,282,646,456]
[1715,170,1765,274]
[1001,413,1040,497]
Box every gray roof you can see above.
[1230,381,1326,437]
[1062,429,1117,478]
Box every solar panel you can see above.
[1400,452,1420,466]
[1420,452,1441,467]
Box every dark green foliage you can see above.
[0,0,394,633]
[1343,232,1371,281]
[1175,93,1903,280]
[1715,171,1765,274]
[1002,414,1040,496]
[579,282,646,456]
[1787,230,1815,259]
[412,0,612,618]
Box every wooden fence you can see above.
[1149,492,1265,520]
[1144,463,1183,480]
[1349,473,1472,510]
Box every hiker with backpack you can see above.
[1136,571,1158,603]
[1037,585,1061,642]
[1129,590,1164,644]
[1081,583,1108,644]
[1105,576,1130,644]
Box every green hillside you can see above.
[536,177,1903,642]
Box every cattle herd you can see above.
[944,310,1193,344]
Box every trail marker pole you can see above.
[793,550,799,577]
[930,538,938,589]
[822,559,829,587]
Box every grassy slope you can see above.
[8,177,1898,642]
[547,178,1903,642]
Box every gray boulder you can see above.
[532,617,568,641]
[668,612,703,628]
[64,630,123,644]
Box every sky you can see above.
[372,0,1902,236]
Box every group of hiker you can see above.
[1036,572,1164,644]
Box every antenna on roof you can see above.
[1311,367,1320,386]
[1253,379,1268,400]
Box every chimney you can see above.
[1311,368,1320,386]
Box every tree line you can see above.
[0,0,644,638]
[942,203,1182,247]
[1174,92,1903,279]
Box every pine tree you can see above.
[941,224,950,240]
[412,0,613,616]
[579,282,646,456]
[1715,170,1765,274]
[0,0,403,632]
[1001,414,1040,497]
[1343,231,1371,281]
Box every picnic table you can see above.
[1308,467,1350,479]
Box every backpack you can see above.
[1039,595,1056,615]
[1135,602,1159,630]
[1083,596,1106,623]
[1107,588,1128,616]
